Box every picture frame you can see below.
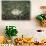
[2,0,30,20]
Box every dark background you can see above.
[2,1,30,20]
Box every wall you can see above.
[0,0,46,41]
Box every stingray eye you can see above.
[37,30,42,32]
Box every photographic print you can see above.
[2,1,30,20]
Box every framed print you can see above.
[2,0,30,20]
